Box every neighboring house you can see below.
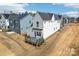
[9,13,20,33]
[9,12,32,34]
[60,16,69,28]
[0,14,10,31]
[76,17,79,22]
[20,14,33,35]
[26,12,62,45]
[68,17,75,23]
[7,11,62,45]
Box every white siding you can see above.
[32,13,61,40]
[43,20,61,39]
[26,27,34,37]
[32,13,43,39]
[5,19,9,26]
[0,15,9,30]
[0,15,6,26]
[33,13,43,29]
[1,15,5,19]
[51,14,55,21]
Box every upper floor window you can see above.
[29,21,31,24]
[54,28,55,30]
[3,21,5,23]
[0,15,2,19]
[15,21,18,23]
[21,27,23,30]
[36,21,39,27]
[31,23,33,27]
[1,21,2,23]
[10,20,12,23]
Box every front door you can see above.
[35,32,36,37]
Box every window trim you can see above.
[36,21,39,27]
[37,32,41,36]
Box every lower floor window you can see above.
[37,32,41,36]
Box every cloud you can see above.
[62,11,79,17]
[64,3,79,8]
[52,3,61,6]
[52,3,57,5]
[27,10,36,13]
[62,4,79,17]
[0,3,29,13]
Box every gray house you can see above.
[9,12,28,33]
[20,13,33,35]
[9,13,20,33]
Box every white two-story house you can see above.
[26,12,62,45]
[0,14,10,31]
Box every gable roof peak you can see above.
[37,12,53,20]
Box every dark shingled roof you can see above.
[29,13,36,17]
[3,14,10,19]
[37,12,53,20]
[9,12,28,20]
[18,13,28,19]
[54,14,62,20]
[9,14,19,20]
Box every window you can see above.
[37,32,41,36]
[36,21,39,27]
[0,21,2,23]
[8,26,9,29]
[54,28,55,30]
[12,26,14,29]
[0,15,2,19]
[3,21,5,23]
[29,21,31,24]
[10,20,12,23]
[49,20,51,23]
[21,28,23,30]
[15,21,18,23]
[3,24,5,26]
[56,27,57,29]
[31,23,33,27]
[2,26,3,28]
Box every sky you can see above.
[0,3,79,17]
[24,3,79,14]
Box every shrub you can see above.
[2,29,9,32]
[36,37,44,46]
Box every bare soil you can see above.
[0,23,79,56]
